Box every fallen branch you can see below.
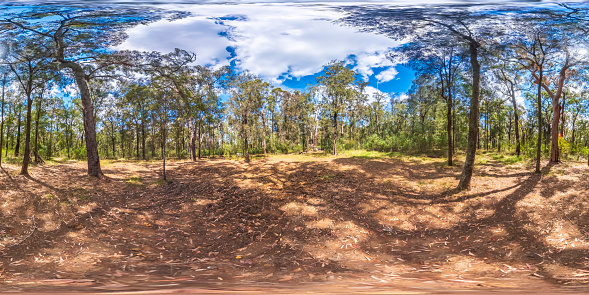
[7,216,37,249]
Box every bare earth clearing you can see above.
[0,153,588,294]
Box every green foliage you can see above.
[558,136,570,159]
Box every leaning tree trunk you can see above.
[55,28,103,178]
[457,42,481,190]
[63,62,103,177]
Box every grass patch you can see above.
[487,152,524,165]
[320,173,334,180]
[71,186,89,200]
[341,150,391,159]
[126,176,144,185]
[153,178,170,186]
[43,193,57,200]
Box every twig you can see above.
[7,216,37,249]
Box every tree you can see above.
[315,61,363,156]
[342,6,504,189]
[227,72,268,163]
[2,36,54,175]
[492,53,524,156]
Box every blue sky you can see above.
[115,3,414,100]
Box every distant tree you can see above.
[227,72,268,163]
[315,61,363,156]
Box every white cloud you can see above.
[376,67,399,83]
[354,52,397,81]
[116,17,233,68]
[116,3,401,84]
[364,86,391,103]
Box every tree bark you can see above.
[136,119,140,159]
[550,97,561,162]
[536,66,543,173]
[198,120,202,160]
[446,95,453,166]
[457,42,481,190]
[189,119,197,161]
[15,106,21,157]
[142,120,146,160]
[20,94,32,175]
[332,112,338,156]
[0,72,6,167]
[33,93,43,164]
[261,111,267,154]
[509,83,521,156]
[243,112,250,163]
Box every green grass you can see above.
[125,176,144,185]
[320,173,334,180]
[153,178,169,186]
[485,152,524,165]
[43,193,57,200]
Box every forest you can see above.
[0,4,588,182]
[0,1,589,293]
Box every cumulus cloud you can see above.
[116,3,401,84]
[364,86,391,103]
[116,17,233,68]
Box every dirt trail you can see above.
[0,154,588,293]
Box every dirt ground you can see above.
[0,152,588,294]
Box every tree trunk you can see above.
[332,112,338,156]
[446,95,453,166]
[142,120,146,160]
[550,96,560,163]
[536,66,543,173]
[243,114,250,163]
[54,25,103,177]
[560,92,565,139]
[136,120,140,159]
[198,120,202,160]
[15,106,21,157]
[21,94,33,175]
[0,72,5,167]
[34,93,43,164]
[510,83,521,156]
[457,42,481,190]
[111,122,116,158]
[261,111,267,154]
[63,62,103,177]
[162,95,168,181]
[314,111,319,151]
[189,119,197,161]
